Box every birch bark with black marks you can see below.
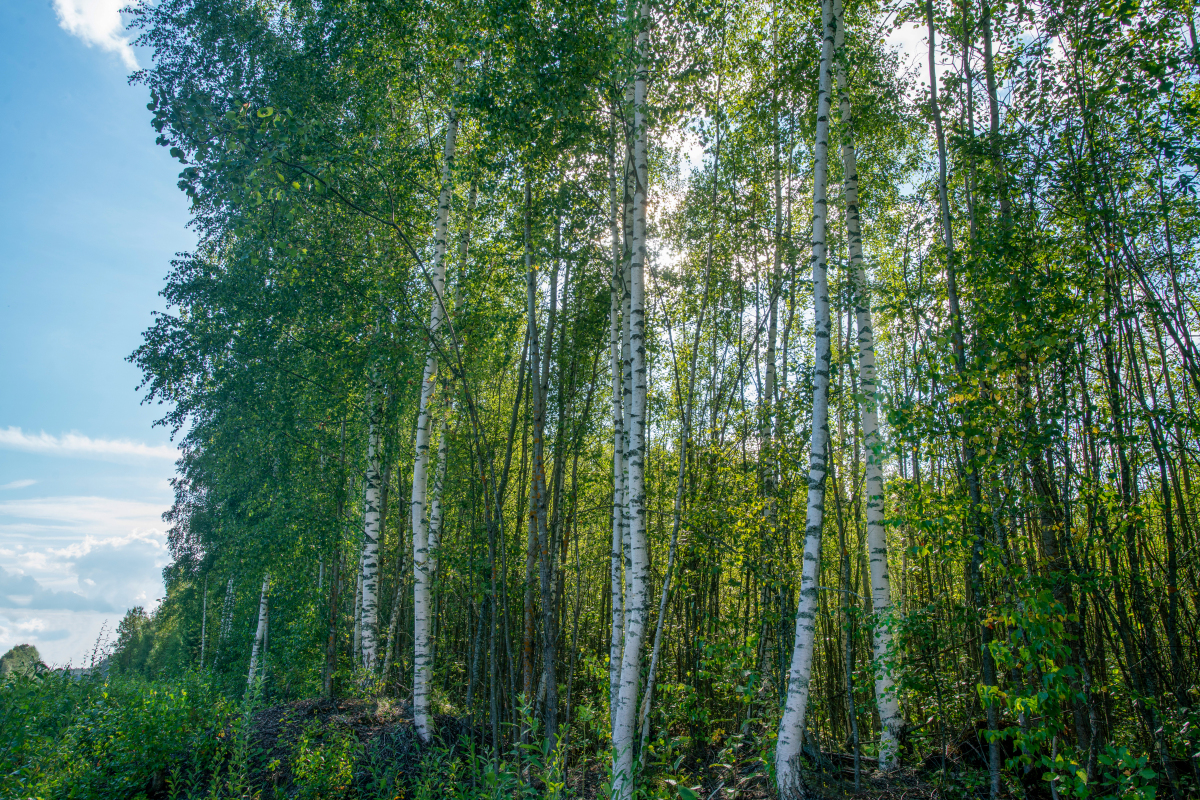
[412,59,460,742]
[775,0,834,793]
[833,0,900,769]
[608,100,626,733]
[199,576,208,670]
[247,574,270,687]
[612,3,650,795]
[359,379,384,671]
[218,576,235,657]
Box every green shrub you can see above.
[293,723,362,800]
[0,670,234,800]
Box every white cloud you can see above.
[0,565,114,612]
[0,495,170,663]
[0,427,178,461]
[0,609,117,668]
[0,480,36,490]
[52,0,138,70]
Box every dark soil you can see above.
[237,697,959,800]
[244,697,469,797]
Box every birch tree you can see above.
[833,0,900,770]
[359,378,385,671]
[247,574,270,687]
[612,2,651,795]
[775,0,835,793]
[412,60,460,742]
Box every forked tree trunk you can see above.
[775,0,835,794]
[832,0,901,770]
[247,574,270,687]
[411,60,460,742]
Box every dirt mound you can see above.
[245,697,467,797]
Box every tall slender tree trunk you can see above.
[608,100,627,735]
[833,0,901,770]
[324,426,347,699]
[247,574,270,687]
[199,576,208,670]
[411,61,460,742]
[612,5,651,796]
[382,485,411,685]
[925,4,998,794]
[537,227,560,748]
[218,576,235,660]
[776,1,835,794]
[360,380,384,671]
[324,552,341,698]
[353,559,363,661]
[520,178,539,732]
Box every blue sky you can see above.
[0,0,194,665]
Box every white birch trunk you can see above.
[620,88,636,651]
[613,6,651,796]
[412,61,460,742]
[247,574,270,687]
[200,576,207,670]
[219,576,235,645]
[360,381,384,671]
[428,400,448,588]
[832,0,901,770]
[608,103,626,734]
[775,0,835,794]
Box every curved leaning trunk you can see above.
[360,380,384,671]
[832,0,901,771]
[412,63,460,743]
[775,0,834,794]
[612,5,650,797]
[247,574,270,687]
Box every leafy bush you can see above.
[0,669,235,800]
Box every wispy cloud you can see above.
[0,480,36,491]
[0,428,177,461]
[0,495,168,537]
[52,0,138,70]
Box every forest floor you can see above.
[240,697,956,800]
